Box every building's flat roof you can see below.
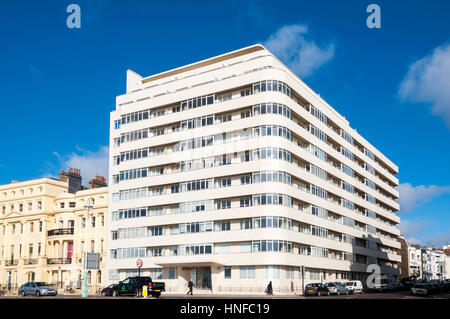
[139,44,265,84]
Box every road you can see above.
[0,290,446,299]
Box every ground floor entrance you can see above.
[189,267,211,290]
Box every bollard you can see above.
[142,285,148,297]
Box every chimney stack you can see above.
[59,167,82,193]
[89,175,107,189]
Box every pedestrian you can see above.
[187,279,194,295]
[266,281,273,295]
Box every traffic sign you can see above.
[136,259,143,268]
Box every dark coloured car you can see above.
[100,284,115,296]
[304,283,330,296]
[18,282,57,296]
[111,276,165,298]
[401,280,415,290]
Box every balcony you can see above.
[4,259,19,266]
[23,258,38,265]
[46,258,72,265]
[47,228,74,237]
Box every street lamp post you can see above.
[82,199,93,297]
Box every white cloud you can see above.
[399,43,450,127]
[53,146,109,186]
[398,219,433,243]
[426,231,450,248]
[396,183,450,213]
[264,24,335,78]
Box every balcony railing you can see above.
[47,258,72,265]
[47,228,74,237]
[4,259,19,266]
[23,258,38,265]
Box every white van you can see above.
[345,280,364,293]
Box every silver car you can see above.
[325,282,348,295]
[18,282,57,296]
[410,284,429,296]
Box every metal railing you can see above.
[47,228,74,236]
[23,258,38,265]
[4,259,19,266]
[47,258,72,265]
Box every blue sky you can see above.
[0,0,449,246]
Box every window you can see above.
[310,185,328,199]
[37,201,42,210]
[311,205,328,219]
[307,144,327,161]
[224,267,231,279]
[28,202,32,211]
[310,125,327,142]
[30,222,34,233]
[151,227,163,236]
[239,242,252,253]
[309,164,327,180]
[91,217,96,228]
[364,148,375,161]
[214,243,230,254]
[309,269,321,280]
[81,218,86,228]
[341,164,354,177]
[286,266,295,279]
[309,105,327,124]
[264,266,280,279]
[340,129,354,145]
[240,266,255,278]
[365,194,376,204]
[168,268,176,279]
[341,198,355,211]
[341,181,355,194]
[365,209,376,219]
[240,197,251,207]
[365,178,376,190]
[216,200,231,210]
[366,225,376,234]
[365,163,375,175]
[341,146,354,161]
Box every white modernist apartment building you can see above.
[107,45,401,294]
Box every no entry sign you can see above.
[136,259,143,268]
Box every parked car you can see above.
[18,282,57,296]
[410,283,429,296]
[325,282,348,295]
[395,282,404,291]
[304,283,330,296]
[100,284,115,296]
[429,280,446,293]
[111,276,165,298]
[345,280,363,293]
[423,281,440,294]
[373,278,397,292]
[400,280,415,290]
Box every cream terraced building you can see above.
[107,44,401,294]
[0,172,108,294]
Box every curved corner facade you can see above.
[107,45,401,294]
